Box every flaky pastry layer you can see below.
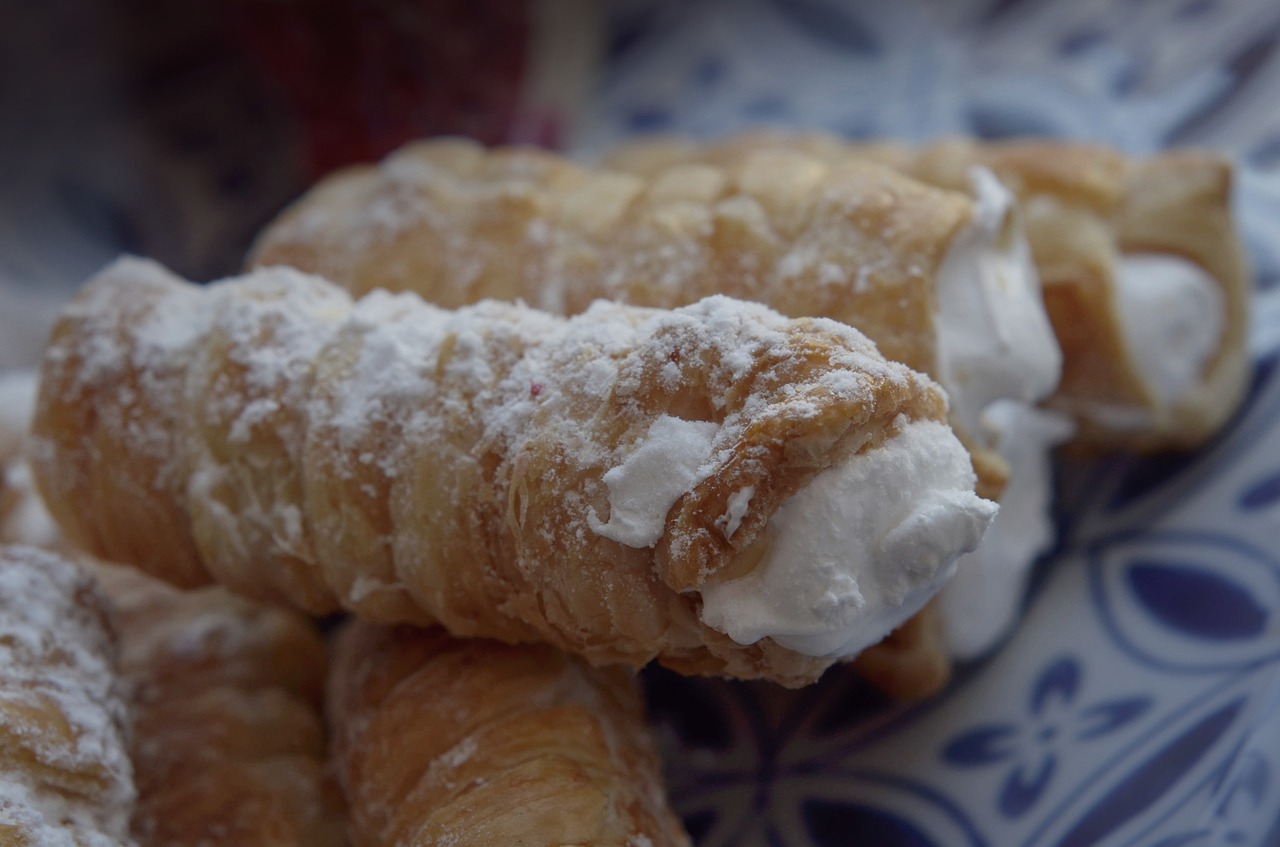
[32,258,960,687]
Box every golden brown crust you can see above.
[984,142,1250,450]
[31,259,966,688]
[250,137,971,380]
[93,563,345,847]
[328,622,691,847]
[1111,152,1252,448]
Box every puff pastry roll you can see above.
[31,257,996,688]
[92,563,345,847]
[248,136,1065,503]
[881,139,1249,451]
[0,544,136,846]
[609,132,1252,452]
[329,622,691,847]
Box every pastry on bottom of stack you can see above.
[0,544,135,847]
[93,562,347,847]
[328,621,691,847]
[1,377,344,844]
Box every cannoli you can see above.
[606,132,1251,452]
[0,544,136,846]
[31,257,997,688]
[329,622,691,847]
[91,563,346,847]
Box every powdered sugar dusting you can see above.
[0,545,136,843]
[36,260,956,683]
[37,256,212,505]
[252,139,946,349]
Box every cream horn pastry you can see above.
[890,140,1249,453]
[91,563,346,847]
[0,544,136,846]
[248,137,1065,504]
[31,257,996,688]
[612,132,1252,453]
[329,622,691,847]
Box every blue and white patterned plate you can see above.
[576,2,1280,845]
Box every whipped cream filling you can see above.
[939,401,1075,660]
[588,415,718,548]
[1115,253,1225,407]
[699,419,998,659]
[928,169,1067,659]
[935,168,1063,444]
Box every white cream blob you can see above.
[939,401,1075,660]
[716,486,754,539]
[588,414,718,548]
[1115,253,1225,407]
[698,419,998,659]
[935,168,1063,444]
[928,169,1068,660]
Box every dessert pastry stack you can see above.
[21,259,987,844]
[247,133,1250,663]
[245,137,1060,667]
[4,130,1252,843]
